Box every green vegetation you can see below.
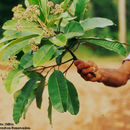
[0,0,129,125]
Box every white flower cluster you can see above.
[12,4,40,22]
[12,4,25,20]
[43,27,55,37]
[23,5,40,22]
[48,2,64,15]
[28,38,39,52]
[8,56,19,69]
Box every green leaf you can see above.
[0,32,35,44]
[41,0,49,22]
[49,34,67,46]
[20,52,33,69]
[53,49,64,58]
[2,35,37,61]
[64,21,84,39]
[49,0,64,4]
[23,94,35,119]
[33,43,56,67]
[80,17,114,31]
[28,0,46,22]
[67,80,79,115]
[3,30,18,37]
[25,0,30,7]
[4,69,23,94]
[2,20,43,35]
[83,37,127,56]
[48,70,68,113]
[13,78,40,124]
[35,75,45,109]
[61,0,72,10]
[48,98,52,126]
[75,0,89,21]
[56,51,66,65]
[13,90,21,102]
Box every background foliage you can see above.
[0,0,129,54]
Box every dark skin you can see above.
[74,60,130,87]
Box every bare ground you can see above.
[0,62,130,130]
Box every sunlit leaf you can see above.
[33,43,56,67]
[2,35,37,61]
[61,0,72,10]
[49,34,67,46]
[80,17,114,31]
[13,90,21,102]
[64,21,84,39]
[75,0,89,21]
[82,37,127,56]
[41,0,49,22]
[0,32,35,44]
[25,0,30,7]
[2,20,43,35]
[48,70,68,113]
[4,69,23,94]
[20,52,33,69]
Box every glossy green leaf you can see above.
[49,34,67,46]
[23,94,35,119]
[25,0,30,7]
[2,35,37,61]
[64,21,84,39]
[13,78,40,124]
[61,0,72,10]
[3,30,18,37]
[2,20,43,35]
[83,37,127,56]
[0,32,35,44]
[41,0,49,22]
[35,75,45,109]
[56,51,66,65]
[75,0,89,21]
[53,49,64,58]
[67,80,79,115]
[13,90,21,102]
[49,0,64,4]
[80,17,114,31]
[33,44,56,67]
[28,0,45,22]
[24,71,45,109]
[48,70,68,113]
[48,98,52,126]
[20,52,33,69]
[4,69,23,94]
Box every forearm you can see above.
[99,62,130,87]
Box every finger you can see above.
[82,67,96,74]
[74,60,85,66]
[91,72,102,82]
[88,60,98,69]
[87,73,93,79]
[77,63,90,70]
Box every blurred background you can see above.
[0,0,130,130]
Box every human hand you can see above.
[74,60,102,82]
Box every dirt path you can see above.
[0,62,130,130]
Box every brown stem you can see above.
[31,58,73,72]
